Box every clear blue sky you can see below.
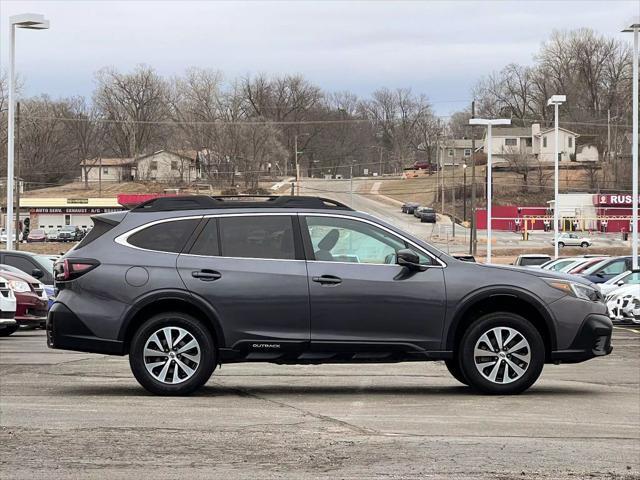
[0,0,638,115]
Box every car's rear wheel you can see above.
[558,242,565,248]
[458,312,544,394]
[0,325,19,337]
[444,359,468,386]
[129,312,216,395]
[581,242,589,248]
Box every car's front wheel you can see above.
[558,242,565,248]
[458,312,544,394]
[581,242,589,248]
[129,312,216,395]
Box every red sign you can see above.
[594,194,640,206]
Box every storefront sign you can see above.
[594,194,640,206]
[32,207,122,214]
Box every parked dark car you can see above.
[58,226,84,242]
[416,207,437,223]
[401,202,420,214]
[48,195,612,396]
[27,229,47,243]
[0,250,55,286]
[580,256,633,284]
[1,270,47,329]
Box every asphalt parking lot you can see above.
[1,328,639,479]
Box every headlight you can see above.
[544,278,600,301]
[8,280,30,293]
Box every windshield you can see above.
[582,259,613,275]
[520,257,549,266]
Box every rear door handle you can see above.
[192,270,222,281]
[312,275,342,285]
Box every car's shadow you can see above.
[57,382,595,398]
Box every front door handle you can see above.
[312,275,342,285]
[192,269,222,281]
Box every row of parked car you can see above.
[0,226,87,243]
[401,202,437,223]
[513,253,639,325]
[0,251,57,337]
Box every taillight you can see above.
[55,258,100,282]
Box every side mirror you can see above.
[617,280,624,286]
[396,249,427,272]
[596,273,604,278]
[31,268,44,279]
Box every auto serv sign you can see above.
[594,194,640,206]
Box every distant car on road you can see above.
[580,256,633,284]
[512,254,552,268]
[401,202,420,214]
[416,207,437,223]
[551,233,591,248]
[27,229,47,243]
[599,270,640,296]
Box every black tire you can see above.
[444,359,468,386]
[458,312,545,395]
[581,242,588,248]
[558,242,565,248]
[420,217,425,223]
[129,312,216,396]
[0,325,19,337]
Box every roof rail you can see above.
[130,195,354,212]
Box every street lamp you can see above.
[623,19,640,269]
[469,118,511,263]
[6,13,50,250]
[547,94,566,261]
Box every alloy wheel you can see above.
[473,326,531,384]
[143,326,201,384]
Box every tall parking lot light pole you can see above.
[623,20,640,269]
[547,95,566,261]
[6,13,49,250]
[469,118,511,264]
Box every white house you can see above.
[481,123,582,164]
[81,150,198,183]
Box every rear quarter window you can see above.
[127,219,200,253]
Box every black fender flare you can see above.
[117,289,225,347]
[445,286,557,352]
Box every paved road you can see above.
[1,328,638,479]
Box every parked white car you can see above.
[0,275,18,337]
[551,233,591,248]
[47,229,60,241]
[0,230,23,243]
[605,284,640,324]
[600,270,640,296]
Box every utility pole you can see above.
[451,143,456,237]
[15,102,20,250]
[607,109,611,163]
[469,100,477,255]
[350,164,354,206]
[98,157,102,197]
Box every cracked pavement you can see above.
[1,329,639,479]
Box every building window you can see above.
[525,138,532,147]
[150,161,158,170]
[543,136,547,148]
[171,160,179,171]
[505,138,517,146]
[463,149,471,157]
[448,149,454,157]
[102,168,109,174]
[568,137,573,148]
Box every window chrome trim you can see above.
[115,211,446,267]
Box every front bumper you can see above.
[550,313,613,363]
[47,302,124,355]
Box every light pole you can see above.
[547,95,566,260]
[462,162,468,221]
[469,118,511,263]
[623,20,640,269]
[6,13,49,250]
[294,133,309,195]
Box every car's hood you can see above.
[607,284,640,298]
[476,263,596,286]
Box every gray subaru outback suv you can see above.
[47,195,612,395]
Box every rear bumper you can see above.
[550,313,613,363]
[47,302,124,355]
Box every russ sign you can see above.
[594,194,640,206]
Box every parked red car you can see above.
[567,257,608,274]
[0,270,47,328]
[27,229,47,243]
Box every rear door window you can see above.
[127,218,200,253]
[218,216,296,260]
[189,219,220,256]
